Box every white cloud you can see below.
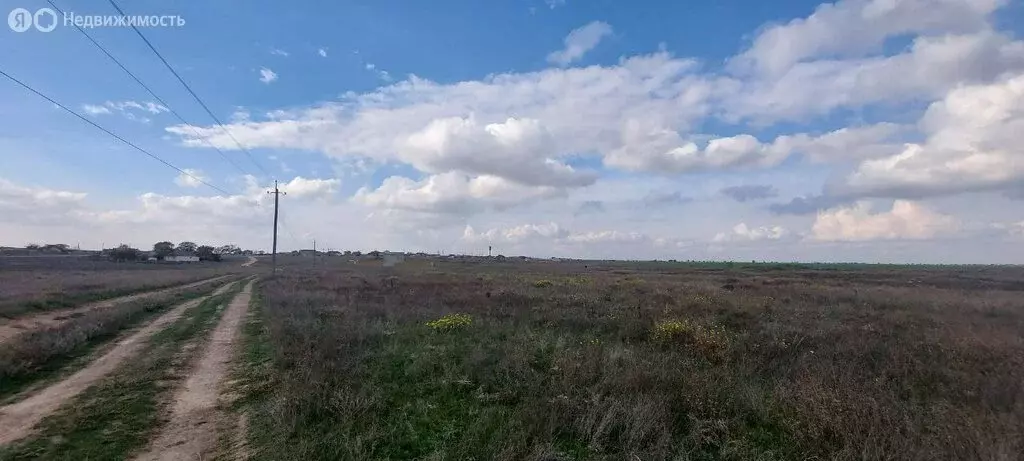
[318,48,328,57]
[0,178,86,212]
[545,0,566,9]
[82,104,111,116]
[145,0,1024,262]
[167,52,714,184]
[399,116,596,187]
[355,172,565,215]
[278,177,340,198]
[811,200,958,241]
[726,30,1024,121]
[606,121,900,173]
[173,169,207,188]
[713,223,789,242]
[364,62,392,81]
[840,72,1024,198]
[463,222,569,243]
[462,223,652,246]
[270,48,289,57]
[547,21,613,66]
[81,101,168,120]
[729,0,1005,77]
[259,67,278,84]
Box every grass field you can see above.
[235,259,1024,460]
[0,256,247,318]
[0,257,1021,460]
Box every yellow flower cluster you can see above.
[426,313,473,331]
[533,279,554,288]
[651,319,729,359]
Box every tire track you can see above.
[0,281,238,446]
[133,279,255,461]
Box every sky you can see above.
[2,0,1024,263]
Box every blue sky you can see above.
[3,0,1024,262]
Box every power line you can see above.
[107,0,273,179]
[0,68,233,196]
[44,0,253,179]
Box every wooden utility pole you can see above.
[267,181,286,274]
[313,239,316,268]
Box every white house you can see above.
[165,255,200,263]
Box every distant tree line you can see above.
[105,241,255,262]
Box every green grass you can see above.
[0,283,244,461]
[229,263,1024,460]
[0,282,233,401]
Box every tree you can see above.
[25,243,41,250]
[153,241,175,260]
[216,244,241,255]
[177,241,198,255]
[196,245,221,262]
[48,243,71,253]
[109,244,141,262]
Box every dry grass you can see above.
[236,261,1024,460]
[0,281,234,399]
[0,257,243,318]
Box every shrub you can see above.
[426,313,473,331]
[533,279,553,288]
[651,319,729,359]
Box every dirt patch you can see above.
[0,281,238,446]
[242,257,257,267]
[133,280,254,461]
[0,275,232,344]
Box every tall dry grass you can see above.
[242,262,1024,460]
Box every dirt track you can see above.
[0,275,232,344]
[133,279,255,461]
[242,256,257,267]
[0,281,238,446]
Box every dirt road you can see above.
[133,279,255,461]
[0,275,232,344]
[0,281,238,446]
[242,256,257,267]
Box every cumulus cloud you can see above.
[400,116,596,187]
[463,222,569,243]
[278,177,340,198]
[149,0,1024,259]
[721,185,778,202]
[318,48,328,57]
[354,172,564,215]
[173,169,207,188]
[547,21,613,66]
[839,73,1024,198]
[811,200,958,241]
[729,0,1005,76]
[259,67,278,84]
[713,223,789,242]
[0,178,87,213]
[726,29,1024,121]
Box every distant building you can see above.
[165,255,200,263]
[383,252,405,267]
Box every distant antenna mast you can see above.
[488,245,492,257]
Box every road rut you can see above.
[133,279,255,461]
[0,281,238,446]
